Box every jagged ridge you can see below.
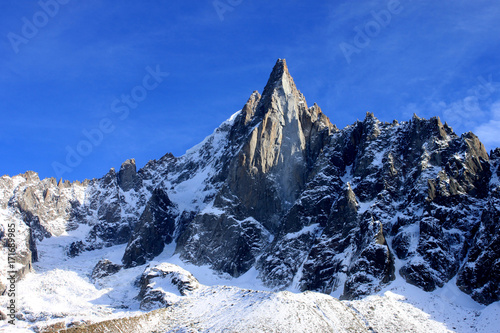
[0,59,499,307]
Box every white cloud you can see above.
[439,96,486,129]
[474,101,500,150]
[402,96,500,151]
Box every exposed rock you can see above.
[118,158,140,192]
[177,212,271,277]
[137,263,200,310]
[122,188,177,268]
[457,200,500,304]
[91,259,123,280]
[67,240,87,258]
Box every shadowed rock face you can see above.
[122,188,177,268]
[118,159,140,192]
[1,59,499,305]
[456,148,500,304]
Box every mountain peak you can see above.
[269,58,289,80]
[261,58,297,98]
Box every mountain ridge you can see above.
[0,59,499,319]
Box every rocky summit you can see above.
[1,59,499,317]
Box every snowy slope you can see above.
[1,223,499,332]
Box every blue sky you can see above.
[1,0,499,181]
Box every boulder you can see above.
[137,263,200,310]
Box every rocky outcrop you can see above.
[137,263,200,310]
[122,188,177,267]
[67,164,153,256]
[91,259,123,280]
[118,159,141,192]
[0,172,88,287]
[0,171,86,239]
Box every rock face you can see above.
[0,172,86,288]
[0,59,499,305]
[456,148,500,304]
[226,59,334,225]
[118,159,140,192]
[122,188,177,267]
[176,59,334,277]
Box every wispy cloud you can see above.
[403,75,500,151]
[474,101,500,150]
[437,97,487,130]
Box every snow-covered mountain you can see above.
[1,59,499,332]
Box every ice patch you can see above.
[341,165,353,184]
[284,224,320,240]
[358,199,376,214]
[372,150,385,167]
